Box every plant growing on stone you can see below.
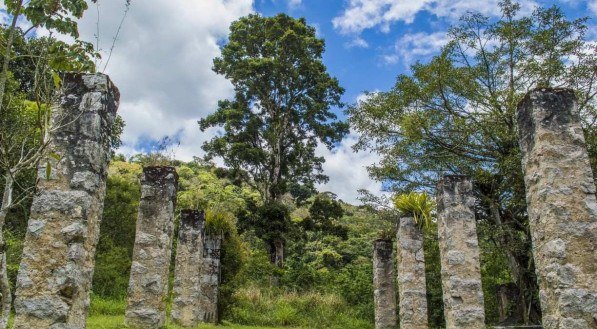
[200,14,348,267]
[393,192,434,229]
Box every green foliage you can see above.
[348,1,594,323]
[92,161,141,299]
[228,287,372,329]
[393,192,434,229]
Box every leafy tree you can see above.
[200,14,348,266]
[302,193,348,240]
[349,1,595,323]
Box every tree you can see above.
[200,14,348,267]
[349,1,595,324]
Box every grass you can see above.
[85,288,372,329]
[87,315,289,329]
[86,296,296,329]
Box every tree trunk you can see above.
[0,0,24,114]
[269,239,284,268]
[0,174,14,329]
[489,200,540,325]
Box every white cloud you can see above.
[589,0,597,14]
[288,0,302,8]
[333,0,537,34]
[66,0,254,160]
[315,131,384,204]
[345,36,369,48]
[384,31,449,66]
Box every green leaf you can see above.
[45,162,52,180]
[52,71,62,89]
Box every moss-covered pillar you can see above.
[198,233,222,324]
[373,239,397,329]
[517,88,597,328]
[436,175,485,328]
[13,73,119,329]
[396,216,428,328]
[171,210,205,327]
[125,166,178,328]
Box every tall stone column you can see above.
[171,210,205,327]
[373,239,397,329]
[436,175,486,328]
[517,88,597,328]
[198,233,222,324]
[396,216,428,329]
[125,166,177,328]
[13,73,119,329]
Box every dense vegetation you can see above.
[0,1,594,328]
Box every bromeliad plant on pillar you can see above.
[393,192,435,229]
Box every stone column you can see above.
[373,239,397,329]
[197,233,222,324]
[517,88,597,329]
[436,175,486,328]
[396,216,428,329]
[13,73,119,329]
[171,210,205,327]
[125,166,178,328]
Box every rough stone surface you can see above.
[171,210,206,327]
[436,175,486,328]
[12,73,119,329]
[396,217,428,329]
[517,88,597,329]
[373,239,397,329]
[197,233,222,324]
[125,166,178,329]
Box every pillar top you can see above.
[142,166,178,185]
[62,72,120,102]
[180,209,205,225]
[437,174,471,190]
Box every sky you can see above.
[2,0,596,203]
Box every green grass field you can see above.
[86,315,289,329]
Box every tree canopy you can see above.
[348,0,595,323]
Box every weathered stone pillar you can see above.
[373,239,397,329]
[197,233,222,324]
[517,88,597,329]
[396,216,428,329]
[13,73,119,329]
[171,210,205,327]
[436,175,486,328]
[125,166,177,328]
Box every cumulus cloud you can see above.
[383,31,449,66]
[66,0,254,160]
[315,131,384,204]
[333,0,537,34]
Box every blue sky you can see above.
[4,0,594,202]
[251,0,595,120]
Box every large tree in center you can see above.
[200,14,348,267]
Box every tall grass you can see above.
[227,286,373,329]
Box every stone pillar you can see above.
[125,166,178,328]
[517,88,597,328]
[396,216,428,329]
[436,175,486,328]
[171,210,205,327]
[373,239,397,329]
[197,233,222,324]
[13,73,119,329]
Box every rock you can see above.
[436,175,486,329]
[12,73,119,329]
[517,88,597,327]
